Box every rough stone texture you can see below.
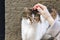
[5,0,60,40]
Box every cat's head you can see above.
[22,7,57,24]
[22,7,41,23]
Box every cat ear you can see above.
[51,9,57,19]
[23,7,33,13]
[22,7,28,17]
[52,9,57,14]
[29,8,32,11]
[23,7,29,12]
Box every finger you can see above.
[37,7,42,12]
[37,3,45,7]
[37,7,43,14]
[37,3,47,9]
[33,3,47,10]
[33,5,43,10]
[33,6,37,10]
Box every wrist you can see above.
[41,12,54,25]
[47,16,54,25]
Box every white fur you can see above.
[21,18,37,40]
[21,15,49,40]
[35,15,49,40]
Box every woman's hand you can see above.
[33,3,54,26]
[33,3,50,15]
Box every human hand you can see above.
[33,3,54,25]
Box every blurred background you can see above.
[5,0,60,40]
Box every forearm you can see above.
[41,12,54,26]
[47,16,54,26]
